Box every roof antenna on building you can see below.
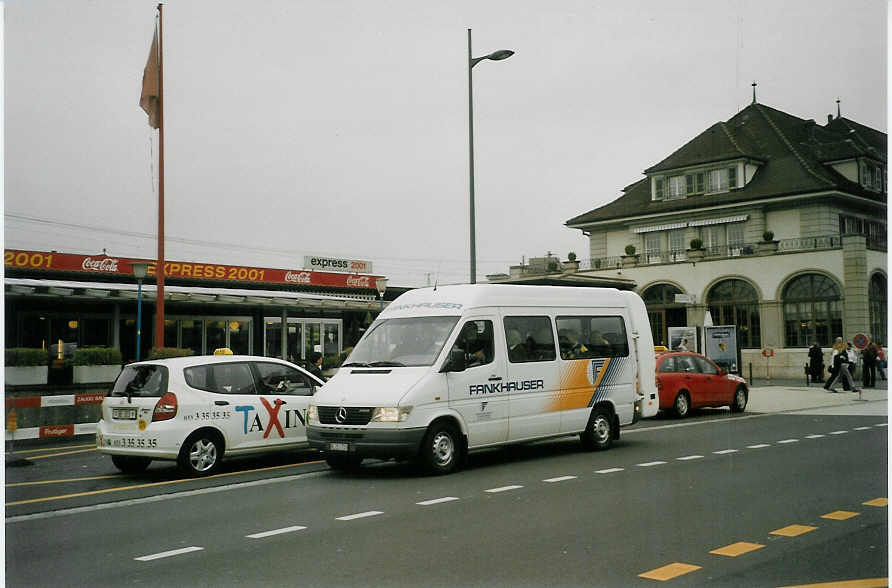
[751,81,757,104]
[836,97,841,119]
[433,261,441,291]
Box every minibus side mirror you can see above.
[442,349,466,373]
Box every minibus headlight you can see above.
[307,404,318,424]
[370,406,412,422]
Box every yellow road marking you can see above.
[821,511,860,521]
[771,525,818,537]
[9,443,95,455]
[20,448,97,460]
[7,474,122,487]
[863,498,888,507]
[6,459,325,506]
[638,563,701,581]
[778,578,888,587]
[709,541,765,557]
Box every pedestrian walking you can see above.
[877,343,887,381]
[846,342,858,387]
[808,342,824,383]
[305,351,326,382]
[824,337,860,393]
[861,340,878,388]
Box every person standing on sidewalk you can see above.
[808,342,824,383]
[862,340,878,388]
[877,343,887,381]
[825,338,860,393]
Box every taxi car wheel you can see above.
[111,455,152,474]
[178,431,223,477]
[421,421,462,475]
[730,386,748,413]
[580,407,613,451]
[325,454,363,471]
[673,392,691,418]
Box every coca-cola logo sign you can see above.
[346,275,370,288]
[82,257,120,272]
[284,271,312,284]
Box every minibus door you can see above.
[445,318,509,447]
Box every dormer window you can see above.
[707,167,737,193]
[667,175,686,199]
[859,160,885,192]
[652,165,740,201]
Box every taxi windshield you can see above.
[343,316,459,368]
[111,365,169,398]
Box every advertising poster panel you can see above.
[668,326,698,353]
[705,325,739,373]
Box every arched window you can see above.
[707,279,761,349]
[641,283,685,347]
[782,274,842,347]
[869,273,887,344]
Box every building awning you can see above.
[632,215,748,233]
[633,222,688,234]
[4,278,386,311]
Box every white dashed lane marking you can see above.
[485,485,524,493]
[854,426,872,431]
[246,526,307,539]
[596,468,625,474]
[714,449,738,455]
[777,439,799,444]
[135,547,204,561]
[637,461,667,467]
[747,444,771,449]
[830,430,848,435]
[417,497,460,506]
[677,455,704,461]
[543,476,577,483]
[336,511,384,521]
[806,434,826,439]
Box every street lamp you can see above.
[375,277,388,311]
[131,262,150,361]
[468,28,513,284]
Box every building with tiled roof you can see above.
[504,100,886,380]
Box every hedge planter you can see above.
[73,365,122,384]
[621,254,639,268]
[5,366,48,386]
[758,241,779,254]
[687,248,705,260]
[562,260,580,273]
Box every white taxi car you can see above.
[97,354,324,476]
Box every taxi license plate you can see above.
[113,407,137,420]
[329,442,349,452]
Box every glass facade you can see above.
[869,273,887,344]
[707,279,761,349]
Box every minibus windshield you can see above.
[343,316,459,368]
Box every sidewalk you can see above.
[747,378,888,414]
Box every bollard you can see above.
[748,362,753,383]
[804,363,810,387]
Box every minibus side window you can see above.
[503,316,556,363]
[449,320,494,369]
[555,316,629,359]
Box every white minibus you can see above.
[307,284,658,474]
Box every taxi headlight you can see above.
[307,404,318,424]
[370,406,412,422]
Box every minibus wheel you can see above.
[111,455,152,474]
[580,407,613,451]
[421,421,462,474]
[178,430,223,476]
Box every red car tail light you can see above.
[152,392,178,422]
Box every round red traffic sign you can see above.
[853,333,869,350]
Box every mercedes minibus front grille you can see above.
[317,406,374,426]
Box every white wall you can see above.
[765,209,800,240]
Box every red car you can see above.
[655,351,748,418]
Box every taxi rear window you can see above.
[111,365,169,398]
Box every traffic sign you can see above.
[853,333,869,350]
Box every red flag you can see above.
[139,25,160,129]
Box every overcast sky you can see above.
[4,0,887,287]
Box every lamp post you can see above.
[375,277,388,311]
[468,29,513,284]
[131,262,150,362]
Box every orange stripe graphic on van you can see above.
[550,357,611,412]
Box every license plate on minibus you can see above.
[113,407,137,420]
[329,442,349,452]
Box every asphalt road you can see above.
[5,404,887,587]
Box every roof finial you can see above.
[836,97,841,119]
[751,81,757,104]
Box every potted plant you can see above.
[72,347,123,384]
[687,237,705,260]
[5,348,49,386]
[759,230,778,254]
[563,251,580,272]
[622,244,639,267]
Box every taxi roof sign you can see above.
[213,348,233,355]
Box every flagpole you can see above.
[155,2,166,349]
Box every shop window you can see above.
[82,318,111,347]
[323,323,341,364]
[181,320,203,356]
[869,273,887,344]
[20,315,47,349]
[207,320,227,353]
[782,274,842,347]
[228,320,250,355]
[49,318,79,358]
[707,279,761,349]
[265,318,284,358]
